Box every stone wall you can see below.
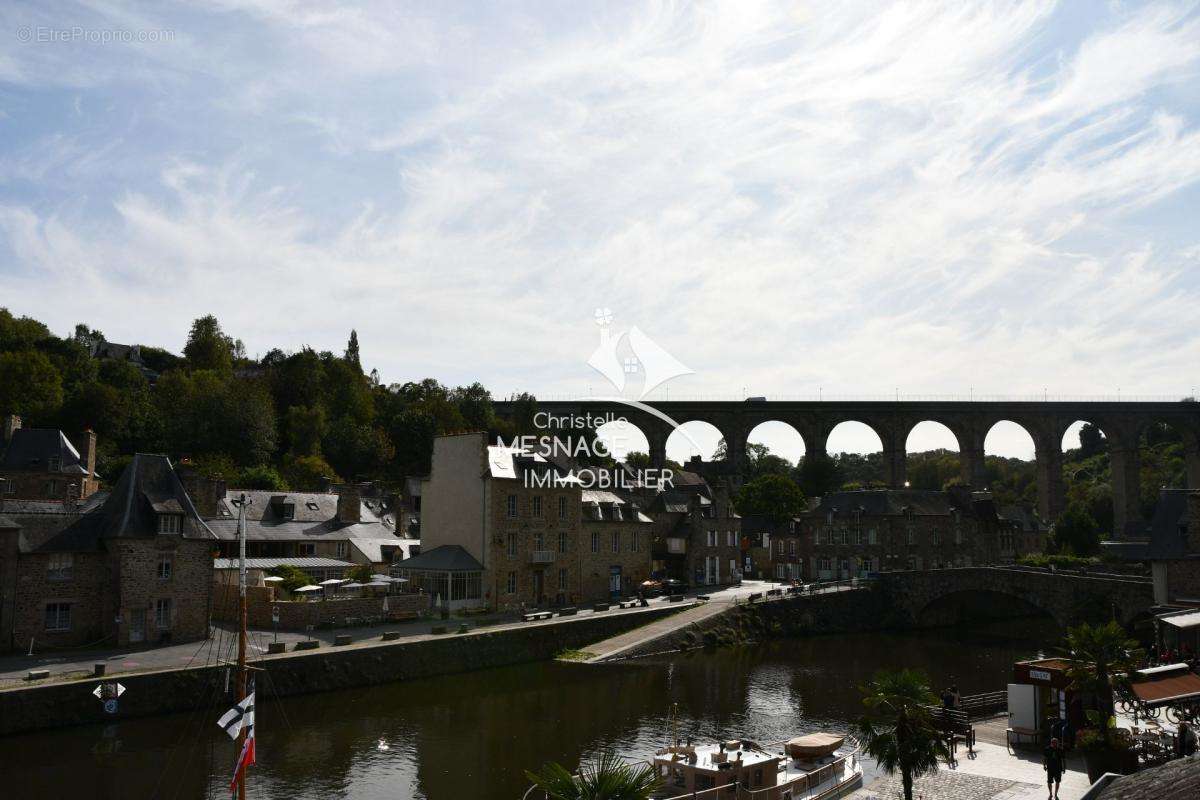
[578,521,653,601]
[0,604,684,737]
[211,587,430,629]
[110,538,212,646]
[10,550,109,651]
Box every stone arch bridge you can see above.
[496,398,1200,536]
[878,567,1155,630]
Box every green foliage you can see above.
[525,751,661,800]
[1061,621,1144,727]
[348,564,373,583]
[1052,502,1101,556]
[1016,553,1101,570]
[736,474,807,524]
[0,349,64,420]
[0,308,51,351]
[345,329,361,370]
[269,564,316,593]
[281,454,340,491]
[183,314,234,373]
[238,465,286,490]
[856,669,950,800]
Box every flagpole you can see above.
[235,492,248,800]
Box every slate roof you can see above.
[1096,752,1200,800]
[395,544,483,572]
[998,504,1048,532]
[1104,489,1197,561]
[0,428,89,475]
[204,489,402,544]
[349,537,419,563]
[804,489,979,517]
[0,453,215,552]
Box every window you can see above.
[932,529,941,546]
[868,528,878,545]
[45,480,60,496]
[506,494,518,518]
[155,598,172,629]
[726,531,736,547]
[0,478,11,495]
[335,541,347,558]
[955,527,963,545]
[558,568,568,591]
[788,540,796,556]
[297,542,316,556]
[590,531,599,553]
[157,555,172,580]
[506,532,517,557]
[279,502,295,520]
[534,531,545,550]
[706,530,717,547]
[47,553,73,581]
[611,531,620,553]
[532,496,543,518]
[558,530,568,553]
[44,603,71,632]
[558,496,567,521]
[906,528,916,546]
[505,571,516,594]
[775,540,784,555]
[632,531,639,552]
[158,514,181,534]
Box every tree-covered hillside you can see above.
[0,308,531,490]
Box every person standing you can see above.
[1043,737,1064,800]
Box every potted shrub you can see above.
[1077,716,1136,782]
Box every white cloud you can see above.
[1,0,1199,459]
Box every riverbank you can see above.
[0,601,688,736]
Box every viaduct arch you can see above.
[498,399,1200,537]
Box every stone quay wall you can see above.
[211,586,430,629]
[0,605,683,737]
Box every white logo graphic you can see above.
[588,309,692,399]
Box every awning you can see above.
[1130,672,1200,707]
[1159,610,1200,630]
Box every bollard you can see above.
[267,642,287,654]
[334,634,352,646]
[381,631,400,641]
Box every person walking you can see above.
[1043,737,1064,800]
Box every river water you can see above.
[3,618,1060,799]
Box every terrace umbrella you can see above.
[341,582,365,589]
[320,578,347,585]
[263,576,285,583]
[294,585,321,592]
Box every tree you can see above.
[1061,621,1143,732]
[183,315,233,373]
[856,669,950,800]
[452,382,495,431]
[624,451,650,468]
[525,751,661,800]
[345,329,361,370]
[348,564,373,583]
[1053,502,1101,555]
[269,564,315,593]
[238,465,286,490]
[285,405,327,456]
[281,454,340,491]
[0,350,64,420]
[736,474,807,525]
[798,454,842,497]
[1079,423,1106,458]
[0,308,50,351]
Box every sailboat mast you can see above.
[236,492,248,800]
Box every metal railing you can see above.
[507,393,1196,404]
[529,550,555,564]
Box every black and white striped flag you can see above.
[217,692,255,739]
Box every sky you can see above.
[1,1,1198,462]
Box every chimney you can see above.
[337,486,361,525]
[176,463,226,519]
[78,429,97,496]
[3,415,20,446]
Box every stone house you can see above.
[182,476,417,573]
[0,453,214,652]
[641,470,743,587]
[1104,489,1200,606]
[0,415,100,501]
[787,487,1032,581]
[420,432,655,610]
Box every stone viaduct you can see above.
[878,567,1156,630]
[494,399,1200,536]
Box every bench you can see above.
[617,599,640,609]
[696,594,710,601]
[26,669,49,681]
[334,634,352,646]
[558,606,578,616]
[294,640,320,651]
[766,588,782,597]
[668,594,684,602]
[522,611,553,622]
[592,602,610,612]
[747,592,763,603]
[381,631,401,641]
[1006,726,1040,750]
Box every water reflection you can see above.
[1,618,1060,799]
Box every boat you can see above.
[650,733,863,799]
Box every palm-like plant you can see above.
[525,750,662,800]
[855,669,950,800]
[1061,620,1144,742]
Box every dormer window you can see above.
[306,501,320,511]
[158,514,181,534]
[280,503,295,520]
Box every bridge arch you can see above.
[915,588,1062,630]
[745,420,806,467]
[666,420,725,465]
[903,421,962,491]
[594,418,649,463]
[825,420,886,487]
